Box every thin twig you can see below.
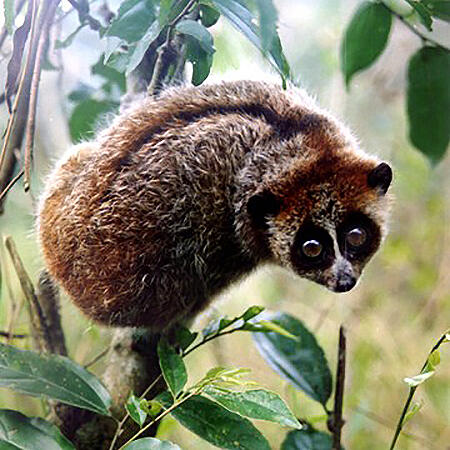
[331,325,346,450]
[23,21,50,191]
[0,169,24,203]
[0,0,38,174]
[4,236,50,351]
[384,5,450,51]
[0,240,24,344]
[84,347,110,369]
[389,332,449,450]
[36,270,67,356]
[0,0,61,208]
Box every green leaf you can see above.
[68,83,96,102]
[255,0,278,52]
[405,1,433,30]
[199,4,220,27]
[106,0,157,43]
[159,0,174,26]
[92,54,126,92]
[124,438,181,449]
[253,312,332,406]
[211,0,290,80]
[106,48,134,73]
[256,320,299,340]
[422,0,450,21]
[194,367,254,391]
[281,427,335,450]
[341,1,392,86]
[0,410,75,450]
[176,19,215,54]
[69,99,118,143]
[241,305,265,322]
[202,307,265,339]
[428,349,441,368]
[407,46,450,164]
[204,387,301,429]
[241,323,270,332]
[3,0,14,34]
[157,338,187,398]
[126,394,148,427]
[202,315,236,338]
[403,401,423,425]
[159,392,271,450]
[174,325,198,351]
[0,344,111,416]
[404,370,435,387]
[144,399,163,417]
[126,21,161,75]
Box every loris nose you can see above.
[335,276,357,292]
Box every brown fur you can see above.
[37,80,392,330]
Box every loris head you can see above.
[247,152,392,293]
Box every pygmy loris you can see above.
[37,81,392,330]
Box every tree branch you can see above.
[329,325,346,450]
[147,0,197,95]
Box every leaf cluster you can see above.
[341,0,450,164]
[62,0,291,142]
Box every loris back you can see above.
[37,81,392,330]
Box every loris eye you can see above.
[345,227,367,247]
[291,222,334,270]
[337,212,382,262]
[302,240,323,258]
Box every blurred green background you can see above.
[0,0,449,449]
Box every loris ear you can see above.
[247,189,280,229]
[367,162,392,195]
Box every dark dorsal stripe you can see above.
[136,103,325,147]
[114,103,327,170]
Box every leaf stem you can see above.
[118,391,198,450]
[182,327,242,357]
[383,3,450,51]
[389,332,448,449]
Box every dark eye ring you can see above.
[346,227,367,248]
[301,239,323,258]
